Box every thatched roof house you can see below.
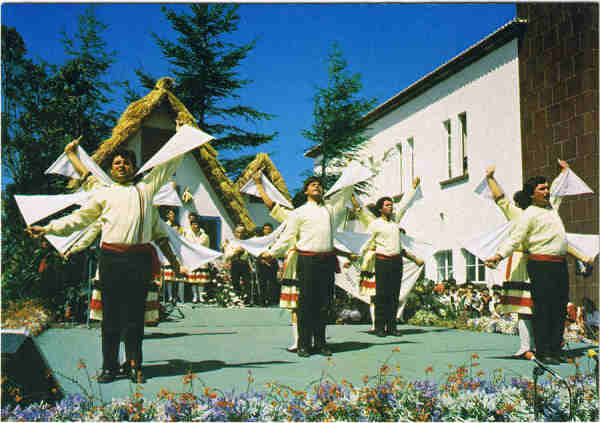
[234,152,292,203]
[234,153,292,230]
[91,77,256,243]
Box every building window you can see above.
[443,120,452,178]
[458,112,467,174]
[436,250,453,282]
[395,142,404,194]
[407,137,415,183]
[464,249,485,283]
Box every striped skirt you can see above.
[89,284,160,326]
[279,280,299,309]
[359,271,376,298]
[499,251,533,315]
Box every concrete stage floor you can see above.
[36,304,594,400]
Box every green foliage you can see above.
[135,4,277,177]
[302,43,377,185]
[1,7,120,309]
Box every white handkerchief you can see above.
[159,220,223,269]
[459,221,514,262]
[239,172,293,209]
[45,146,112,186]
[398,260,424,305]
[136,125,213,175]
[474,173,504,200]
[14,192,90,226]
[550,168,594,196]
[45,230,87,255]
[334,259,370,304]
[325,160,375,198]
[153,183,183,207]
[228,223,286,257]
[400,232,436,260]
[566,232,600,260]
[334,231,372,255]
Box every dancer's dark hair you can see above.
[513,176,547,209]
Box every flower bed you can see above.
[2,353,598,421]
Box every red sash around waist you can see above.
[528,254,566,263]
[101,242,161,278]
[376,253,403,261]
[295,249,340,273]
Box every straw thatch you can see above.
[89,77,256,232]
[234,153,293,203]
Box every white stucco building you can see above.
[307,19,528,285]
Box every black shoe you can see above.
[97,369,116,384]
[315,345,332,356]
[297,348,310,358]
[386,328,401,336]
[375,330,387,338]
[130,368,146,384]
[552,351,570,362]
[538,355,561,365]
[116,362,130,379]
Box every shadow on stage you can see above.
[142,359,293,379]
[358,328,454,336]
[143,331,237,340]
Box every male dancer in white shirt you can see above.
[28,146,183,383]
[486,176,571,365]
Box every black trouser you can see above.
[257,259,279,305]
[99,248,151,372]
[375,258,403,332]
[230,260,251,297]
[296,254,336,350]
[527,259,569,356]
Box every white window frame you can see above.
[463,249,485,283]
[407,137,415,183]
[458,112,467,175]
[395,142,404,194]
[443,120,452,178]
[436,250,453,282]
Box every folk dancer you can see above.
[256,223,280,306]
[161,206,186,304]
[183,213,211,303]
[28,146,183,383]
[224,225,252,300]
[261,176,355,357]
[485,160,592,358]
[486,175,592,365]
[352,178,422,333]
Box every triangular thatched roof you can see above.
[234,153,292,203]
[91,77,256,232]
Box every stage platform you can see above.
[36,304,594,401]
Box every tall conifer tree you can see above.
[302,43,376,187]
[135,4,277,177]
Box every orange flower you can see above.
[77,360,86,369]
[471,353,480,360]
[425,366,433,374]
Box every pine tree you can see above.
[302,43,377,188]
[135,4,277,177]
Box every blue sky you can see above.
[2,2,516,193]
